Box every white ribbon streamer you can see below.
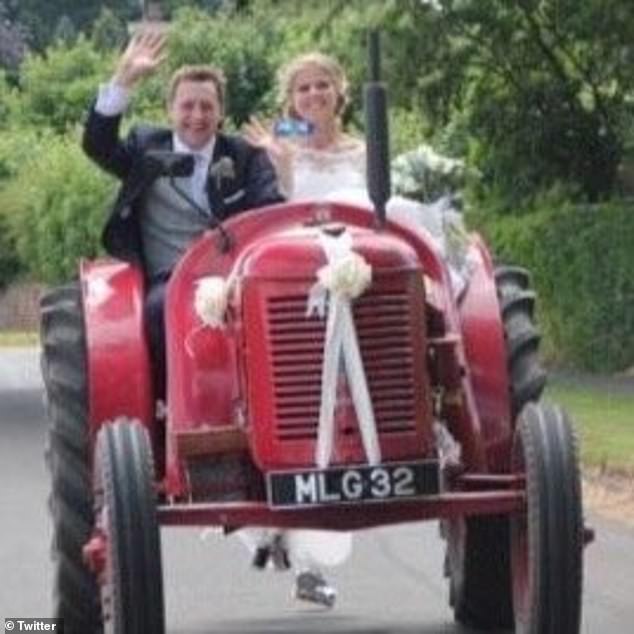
[306,231,381,468]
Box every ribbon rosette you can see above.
[306,230,381,468]
[317,252,372,300]
[194,276,231,329]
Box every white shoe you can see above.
[293,570,336,608]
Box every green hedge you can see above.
[472,199,634,372]
[0,130,114,284]
[17,37,114,133]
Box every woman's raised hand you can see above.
[243,116,295,194]
[243,117,295,165]
[113,29,168,89]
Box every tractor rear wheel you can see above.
[40,283,101,633]
[445,514,513,629]
[444,266,548,629]
[511,401,583,633]
[94,419,164,634]
[495,265,547,418]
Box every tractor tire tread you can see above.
[40,283,101,633]
[513,402,583,632]
[495,264,547,417]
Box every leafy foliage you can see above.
[0,0,140,51]
[0,2,29,70]
[394,0,634,204]
[0,132,113,284]
[91,8,128,52]
[0,71,16,126]
[162,0,229,15]
[0,125,42,286]
[472,196,634,371]
[0,213,21,288]
[146,7,282,127]
[17,37,114,133]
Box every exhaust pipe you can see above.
[364,30,391,228]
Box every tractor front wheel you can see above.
[444,266,548,629]
[511,401,583,633]
[94,419,164,634]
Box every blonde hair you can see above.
[167,65,227,108]
[277,52,349,118]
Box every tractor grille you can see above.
[268,289,419,441]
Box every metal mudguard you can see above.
[80,259,154,439]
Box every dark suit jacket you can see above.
[82,106,284,267]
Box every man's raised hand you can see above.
[113,29,167,89]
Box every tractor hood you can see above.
[239,223,422,281]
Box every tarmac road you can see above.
[1,347,634,633]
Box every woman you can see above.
[242,52,365,608]
[243,51,365,201]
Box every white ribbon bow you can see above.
[306,230,381,468]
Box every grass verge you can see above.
[547,379,634,475]
[0,331,40,347]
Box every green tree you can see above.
[306,0,634,203]
[0,126,46,286]
[17,37,114,133]
[473,195,634,371]
[389,0,634,203]
[53,15,78,46]
[2,0,139,50]
[165,7,282,126]
[91,7,129,52]
[163,0,227,15]
[0,71,15,125]
[0,2,29,70]
[1,132,113,284]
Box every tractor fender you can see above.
[80,259,154,438]
[457,235,512,470]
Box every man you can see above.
[83,29,283,395]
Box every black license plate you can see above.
[266,461,440,508]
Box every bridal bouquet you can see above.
[391,143,478,203]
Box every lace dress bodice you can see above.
[287,142,473,297]
[290,143,366,200]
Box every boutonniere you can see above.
[208,157,236,188]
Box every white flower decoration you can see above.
[316,251,372,299]
[194,276,231,328]
[208,156,236,187]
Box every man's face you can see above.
[168,79,222,150]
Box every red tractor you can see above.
[40,35,590,634]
